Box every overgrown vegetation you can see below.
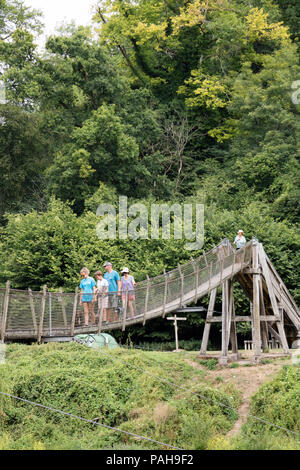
[0,342,240,450]
[235,366,300,450]
[0,343,299,450]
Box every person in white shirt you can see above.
[95,271,109,323]
[234,230,246,250]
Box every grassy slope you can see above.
[0,343,299,450]
[0,343,239,450]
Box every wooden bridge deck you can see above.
[1,239,299,343]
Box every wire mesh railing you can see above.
[0,239,254,341]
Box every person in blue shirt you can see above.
[79,267,96,326]
[103,262,121,322]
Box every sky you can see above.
[24,0,97,47]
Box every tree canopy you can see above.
[0,0,299,342]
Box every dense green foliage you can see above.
[0,342,240,450]
[0,0,299,344]
[0,343,299,450]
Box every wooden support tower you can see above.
[199,241,292,363]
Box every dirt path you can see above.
[185,358,285,437]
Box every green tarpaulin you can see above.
[74,333,119,350]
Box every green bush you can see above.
[234,366,300,449]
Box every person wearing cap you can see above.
[103,262,121,322]
[121,268,137,319]
[234,230,246,250]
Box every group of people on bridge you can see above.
[79,262,136,327]
[78,230,246,327]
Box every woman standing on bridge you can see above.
[234,230,246,250]
[121,268,136,319]
[79,267,97,326]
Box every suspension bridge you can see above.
[1,239,299,363]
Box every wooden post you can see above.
[191,258,199,304]
[208,262,213,294]
[203,251,208,267]
[259,244,280,317]
[252,243,261,360]
[162,270,168,318]
[199,288,217,355]
[231,252,236,279]
[59,288,68,327]
[0,281,10,343]
[28,288,37,333]
[143,275,150,326]
[228,280,238,356]
[122,287,128,332]
[219,281,229,364]
[219,259,224,285]
[259,278,269,351]
[174,315,179,351]
[167,315,187,351]
[178,264,184,308]
[97,292,105,335]
[37,285,47,344]
[259,244,289,353]
[49,292,53,337]
[70,287,79,337]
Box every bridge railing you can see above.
[0,239,254,340]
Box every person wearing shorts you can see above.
[95,271,109,323]
[79,267,96,326]
[103,262,121,322]
[121,267,136,319]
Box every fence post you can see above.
[208,262,213,294]
[231,252,236,279]
[97,292,105,335]
[0,281,10,343]
[37,285,47,344]
[178,264,184,308]
[122,287,128,332]
[162,270,168,318]
[70,287,79,337]
[219,259,224,285]
[59,288,68,327]
[191,258,199,304]
[28,288,37,334]
[143,275,150,326]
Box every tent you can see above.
[74,333,119,350]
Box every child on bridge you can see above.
[95,271,109,323]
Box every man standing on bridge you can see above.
[234,230,246,250]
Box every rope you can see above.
[93,348,300,441]
[0,391,183,450]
